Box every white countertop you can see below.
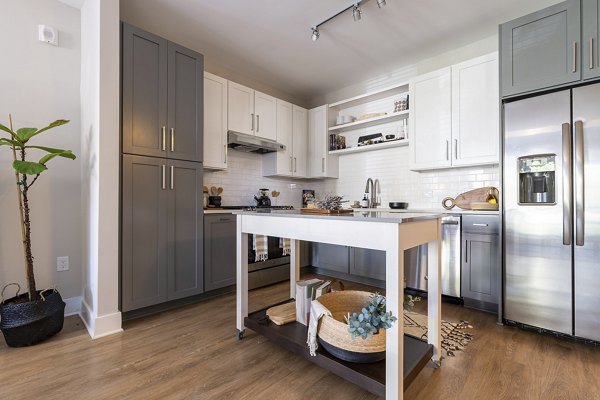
[204,209,239,214]
[232,209,444,224]
[352,207,500,215]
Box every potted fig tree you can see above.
[0,116,75,347]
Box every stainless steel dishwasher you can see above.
[404,215,461,298]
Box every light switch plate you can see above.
[57,256,69,272]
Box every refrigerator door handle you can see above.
[575,120,585,246]
[563,122,573,246]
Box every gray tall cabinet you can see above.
[121,23,204,312]
[501,0,600,97]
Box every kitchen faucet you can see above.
[364,178,380,208]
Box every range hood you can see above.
[227,131,286,154]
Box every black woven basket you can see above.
[0,285,65,347]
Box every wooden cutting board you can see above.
[442,187,499,210]
[266,301,296,326]
[300,208,354,214]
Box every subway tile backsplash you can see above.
[318,146,499,210]
[205,146,499,210]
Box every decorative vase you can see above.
[0,287,65,347]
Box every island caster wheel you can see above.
[235,329,245,340]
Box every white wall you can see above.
[80,0,121,338]
[315,35,500,208]
[204,151,327,208]
[0,0,82,301]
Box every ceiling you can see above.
[120,0,561,103]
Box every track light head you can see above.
[352,5,362,22]
[311,27,320,41]
[377,0,386,8]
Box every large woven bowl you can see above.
[317,290,386,363]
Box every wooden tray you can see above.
[300,208,354,215]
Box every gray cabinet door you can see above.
[500,1,581,97]
[121,155,168,311]
[312,243,349,274]
[350,248,386,281]
[204,214,236,291]
[167,43,204,162]
[583,0,600,80]
[167,159,204,300]
[462,232,499,306]
[122,24,168,158]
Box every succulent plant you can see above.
[316,195,347,210]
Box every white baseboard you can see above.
[63,296,82,316]
[80,299,123,339]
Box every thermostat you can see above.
[38,25,58,46]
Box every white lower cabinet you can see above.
[203,72,228,169]
[410,53,499,171]
[263,102,307,178]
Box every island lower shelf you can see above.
[244,301,433,397]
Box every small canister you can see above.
[208,196,221,207]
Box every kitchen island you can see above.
[235,210,443,399]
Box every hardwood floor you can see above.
[2,280,600,400]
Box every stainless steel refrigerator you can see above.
[504,83,600,340]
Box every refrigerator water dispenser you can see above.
[518,155,556,204]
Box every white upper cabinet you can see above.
[254,91,277,141]
[308,105,338,178]
[292,105,308,177]
[227,81,276,141]
[410,68,453,170]
[410,53,500,171]
[451,53,499,166]
[204,72,228,170]
[228,81,254,136]
[263,102,308,178]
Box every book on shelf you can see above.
[295,278,323,326]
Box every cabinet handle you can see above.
[224,144,227,164]
[290,156,293,172]
[170,165,174,190]
[219,218,231,222]
[251,113,254,131]
[256,114,260,132]
[573,41,578,73]
[473,223,488,227]
[454,138,458,160]
[322,157,325,173]
[446,140,449,160]
[590,37,594,70]
[170,128,175,152]
[294,157,297,172]
[465,240,468,263]
[162,126,166,151]
[161,164,166,190]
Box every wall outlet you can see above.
[57,256,69,272]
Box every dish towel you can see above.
[280,237,291,256]
[307,299,332,357]
[253,234,268,262]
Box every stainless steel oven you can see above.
[244,206,294,289]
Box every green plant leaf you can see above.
[22,119,69,142]
[39,149,76,165]
[0,138,23,147]
[13,160,47,175]
[27,146,76,160]
[15,127,37,142]
[0,123,20,141]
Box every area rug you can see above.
[404,311,473,357]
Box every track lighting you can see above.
[311,27,320,41]
[352,5,362,22]
[310,0,387,41]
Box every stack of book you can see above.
[295,279,332,326]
